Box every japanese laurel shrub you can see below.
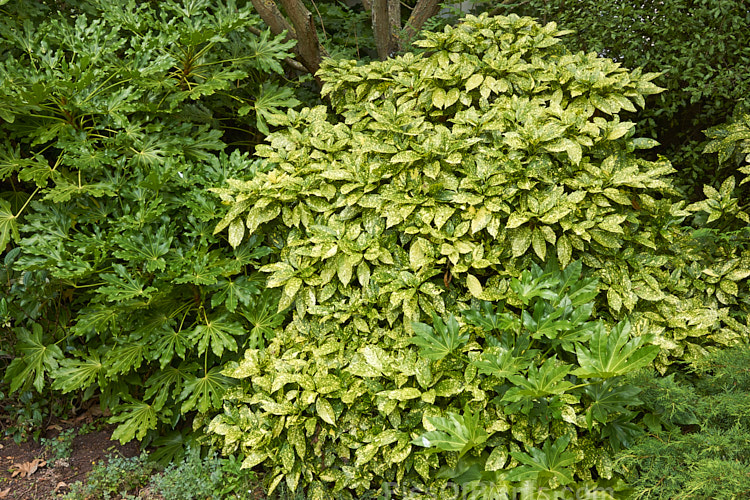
[0,0,298,447]
[213,13,748,370]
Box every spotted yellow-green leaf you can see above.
[486,445,508,471]
[228,218,245,248]
[378,387,422,401]
[391,150,422,163]
[511,226,532,257]
[466,273,483,298]
[432,88,446,109]
[531,228,546,260]
[607,121,634,140]
[719,279,738,296]
[557,234,572,268]
[409,238,429,271]
[471,207,492,234]
[607,288,623,312]
[633,283,664,301]
[466,74,483,92]
[506,212,530,229]
[241,450,268,469]
[445,88,460,108]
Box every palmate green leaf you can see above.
[105,342,146,377]
[583,380,642,431]
[71,306,119,337]
[113,227,172,272]
[98,264,157,301]
[555,260,599,307]
[510,268,558,306]
[4,324,63,393]
[187,315,242,357]
[413,410,488,458]
[600,413,643,452]
[0,142,42,180]
[174,251,225,285]
[239,289,284,349]
[210,275,259,312]
[109,396,169,444]
[462,301,519,333]
[504,357,574,402]
[51,353,105,393]
[573,321,659,378]
[180,367,234,413]
[249,83,301,135]
[42,178,117,203]
[144,363,196,408]
[151,325,191,368]
[506,435,577,486]
[247,27,297,75]
[0,198,19,250]
[411,314,468,360]
[471,347,525,381]
[16,158,57,187]
[522,300,571,339]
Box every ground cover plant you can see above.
[0,0,299,452]
[209,12,750,498]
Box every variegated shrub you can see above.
[213,13,747,367]
[213,14,674,338]
[209,12,749,497]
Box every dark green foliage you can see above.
[617,345,750,499]
[0,0,297,444]
[313,1,376,61]
[499,0,750,200]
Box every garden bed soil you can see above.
[0,425,139,500]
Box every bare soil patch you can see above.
[0,425,139,499]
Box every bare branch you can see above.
[372,0,389,60]
[388,0,402,53]
[249,0,295,38]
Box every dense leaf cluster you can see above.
[206,13,749,497]
[0,0,298,447]
[617,345,750,498]
[209,262,655,497]
[214,13,748,371]
[501,0,750,200]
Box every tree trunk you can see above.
[403,0,441,42]
[250,0,440,73]
[249,0,328,76]
[372,0,401,59]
